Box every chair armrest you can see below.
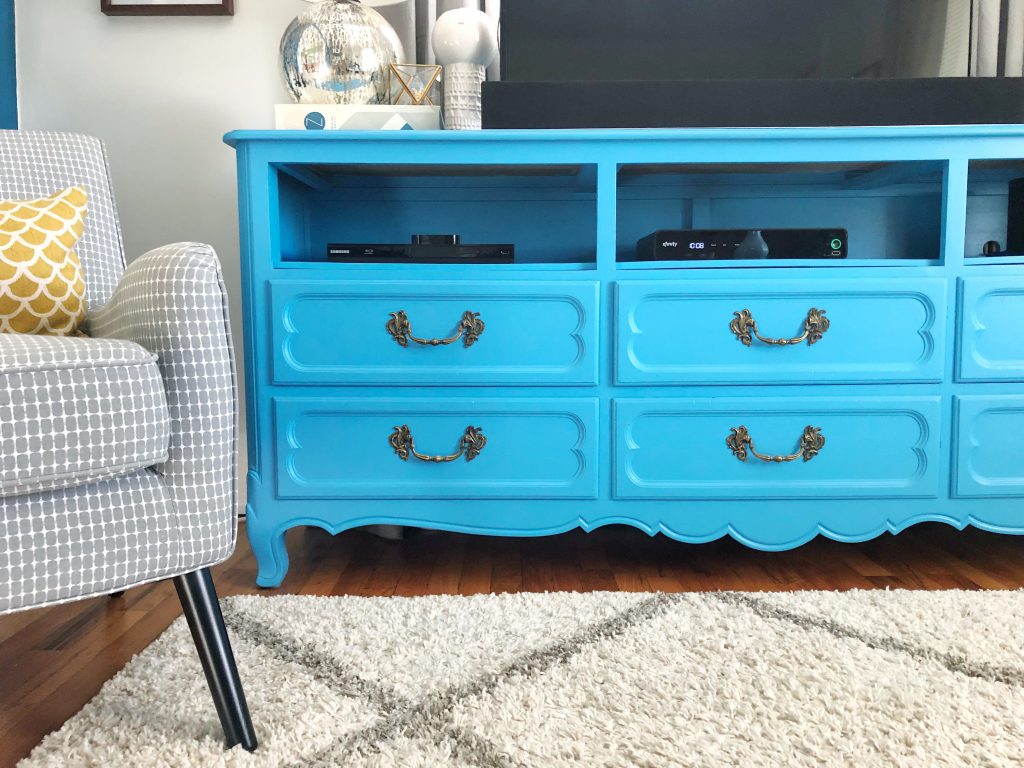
[88,242,238,570]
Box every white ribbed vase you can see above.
[442,63,485,130]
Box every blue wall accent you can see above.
[0,0,14,129]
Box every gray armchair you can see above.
[0,131,255,751]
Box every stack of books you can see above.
[274,104,441,131]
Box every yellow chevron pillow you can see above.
[0,186,88,335]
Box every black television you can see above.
[483,0,1024,128]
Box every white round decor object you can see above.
[431,8,498,67]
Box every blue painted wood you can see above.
[616,278,947,385]
[0,0,14,130]
[616,166,944,263]
[226,126,1024,587]
[954,395,1024,497]
[275,167,598,266]
[615,396,941,499]
[958,276,1024,382]
[270,280,599,386]
[274,397,599,499]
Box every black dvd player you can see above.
[633,228,848,261]
[327,239,514,264]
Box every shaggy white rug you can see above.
[18,590,1024,767]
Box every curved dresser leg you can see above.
[173,568,257,752]
[246,511,289,588]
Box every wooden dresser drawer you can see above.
[270,280,599,386]
[954,395,1024,497]
[273,397,598,499]
[958,278,1024,382]
[615,278,947,385]
[614,396,941,499]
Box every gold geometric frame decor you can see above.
[389,64,442,106]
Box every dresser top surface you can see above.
[224,125,1024,148]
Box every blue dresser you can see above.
[226,126,1024,587]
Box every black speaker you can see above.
[482,78,1024,129]
[1008,178,1024,255]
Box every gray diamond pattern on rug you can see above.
[17,590,1024,767]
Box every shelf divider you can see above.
[596,163,617,271]
[942,158,969,269]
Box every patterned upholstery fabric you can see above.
[0,131,238,615]
[0,131,125,310]
[90,243,238,575]
[0,469,181,613]
[0,333,171,498]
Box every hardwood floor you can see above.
[3,521,1024,765]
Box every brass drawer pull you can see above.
[726,425,825,463]
[729,307,829,346]
[389,424,486,463]
[386,310,484,348]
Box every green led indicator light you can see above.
[830,238,843,249]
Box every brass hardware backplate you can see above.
[726,425,825,463]
[386,310,484,348]
[730,307,829,347]
[389,424,486,463]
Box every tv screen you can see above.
[500,0,975,82]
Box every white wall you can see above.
[15,0,317,508]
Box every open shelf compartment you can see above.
[965,159,1024,265]
[616,161,945,268]
[271,162,598,267]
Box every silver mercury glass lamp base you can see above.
[280,0,404,106]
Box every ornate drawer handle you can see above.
[726,425,825,463]
[389,424,486,463]
[729,307,829,346]
[386,310,484,348]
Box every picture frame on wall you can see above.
[101,0,233,15]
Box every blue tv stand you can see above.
[226,126,1024,587]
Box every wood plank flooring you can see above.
[2,521,1024,766]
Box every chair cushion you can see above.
[0,333,171,497]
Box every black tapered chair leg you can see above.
[173,568,257,752]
